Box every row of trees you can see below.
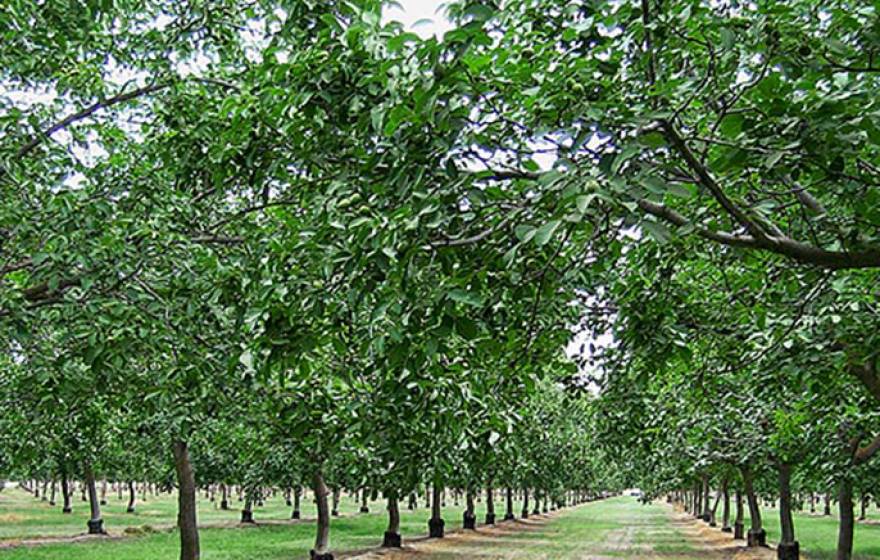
[1,1,878,560]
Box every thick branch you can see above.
[637,198,880,269]
[855,433,880,465]
[17,83,169,158]
[661,121,770,240]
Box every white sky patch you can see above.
[383,0,452,38]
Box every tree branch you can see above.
[16,83,170,159]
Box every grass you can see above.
[0,491,694,560]
[0,485,535,559]
[6,488,879,560]
[741,502,880,560]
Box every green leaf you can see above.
[448,288,484,307]
[533,220,561,246]
[642,220,672,244]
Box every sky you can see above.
[384,0,452,37]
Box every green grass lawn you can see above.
[0,486,536,559]
[0,485,370,539]
[741,503,880,560]
[0,493,698,560]
[7,490,879,560]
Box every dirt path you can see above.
[349,502,779,560]
[347,513,563,560]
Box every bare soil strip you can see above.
[346,513,562,560]
[349,505,782,560]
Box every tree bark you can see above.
[172,440,200,560]
[61,473,72,513]
[836,479,854,560]
[701,475,711,522]
[521,487,530,518]
[743,467,766,547]
[241,494,254,524]
[127,480,137,513]
[383,490,401,547]
[220,484,229,510]
[734,489,745,539]
[777,462,799,559]
[463,487,476,529]
[709,484,724,527]
[504,486,515,520]
[292,485,302,519]
[311,470,333,559]
[331,487,340,516]
[721,479,731,532]
[360,488,369,513]
[84,462,105,534]
[429,481,444,537]
[485,481,496,524]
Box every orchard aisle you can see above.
[352,497,775,560]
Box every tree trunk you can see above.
[292,485,302,519]
[485,481,496,524]
[532,488,541,515]
[859,494,868,521]
[836,479,854,560]
[220,484,229,510]
[825,493,832,516]
[383,490,401,547]
[100,479,107,505]
[429,481,444,537]
[61,473,72,514]
[49,480,57,506]
[504,486,515,520]
[701,475,711,522]
[127,480,137,513]
[810,493,816,514]
[408,492,416,510]
[721,479,731,532]
[743,468,766,547]
[311,470,333,560]
[734,489,745,539]
[41,480,49,501]
[463,487,476,529]
[777,462,799,559]
[521,487,530,518]
[241,493,254,524]
[84,463,105,534]
[331,487,340,517]
[357,488,368,513]
[172,440,200,560]
[117,482,123,501]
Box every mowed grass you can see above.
[0,485,370,539]
[741,503,880,560]
[10,490,878,560]
[0,492,698,560]
[0,485,535,559]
